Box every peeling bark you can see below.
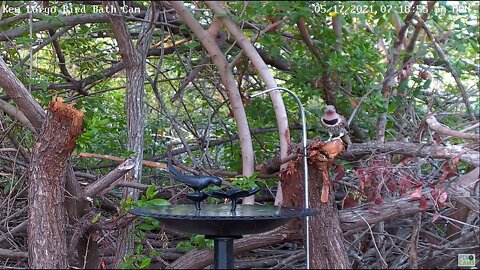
[28,98,84,269]
[281,139,350,268]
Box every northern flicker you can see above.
[321,105,352,145]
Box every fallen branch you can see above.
[0,220,27,243]
[426,114,480,140]
[259,140,479,173]
[165,226,301,269]
[344,141,479,167]
[77,152,167,169]
[0,248,28,259]
[83,157,136,198]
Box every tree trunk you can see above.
[170,1,256,204]
[280,139,350,268]
[1,56,100,268]
[103,1,156,266]
[28,98,84,268]
[206,1,291,205]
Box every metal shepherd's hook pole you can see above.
[250,87,310,269]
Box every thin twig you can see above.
[416,16,477,121]
[354,210,388,267]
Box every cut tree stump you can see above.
[280,137,351,268]
[28,98,84,269]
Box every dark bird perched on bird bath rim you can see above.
[167,162,223,193]
[321,105,352,145]
[186,192,210,211]
[209,187,261,212]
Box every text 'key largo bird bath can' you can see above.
[131,87,316,269]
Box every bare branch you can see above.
[417,16,477,121]
[169,1,255,185]
[0,12,150,41]
[426,114,480,140]
[344,141,479,167]
[0,98,36,132]
[0,248,28,259]
[84,158,136,198]
[0,57,45,132]
[296,17,321,60]
[376,1,419,142]
[206,1,292,205]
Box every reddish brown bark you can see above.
[28,98,84,268]
[281,138,350,268]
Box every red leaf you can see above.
[100,260,107,270]
[419,195,428,210]
[399,176,413,195]
[366,190,377,202]
[387,180,397,192]
[451,156,460,167]
[410,187,423,200]
[364,171,373,188]
[432,212,439,222]
[438,157,460,184]
[343,195,358,208]
[438,190,448,203]
[355,169,366,190]
[374,197,384,205]
[398,156,414,166]
[431,188,439,199]
[334,164,346,182]
[432,132,442,144]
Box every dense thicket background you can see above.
[0,1,478,269]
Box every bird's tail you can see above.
[167,161,182,177]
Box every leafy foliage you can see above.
[0,1,478,268]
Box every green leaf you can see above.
[387,103,396,113]
[176,241,194,252]
[147,198,170,206]
[398,79,409,91]
[91,213,101,224]
[422,79,432,89]
[139,258,151,269]
[145,185,158,199]
[3,183,10,194]
[37,14,64,25]
[138,223,157,231]
[136,244,143,254]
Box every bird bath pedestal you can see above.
[131,204,315,269]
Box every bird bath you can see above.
[133,87,316,269]
[131,204,315,269]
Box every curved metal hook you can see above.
[250,87,311,269]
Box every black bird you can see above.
[167,162,223,192]
[209,187,260,211]
[186,192,210,211]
